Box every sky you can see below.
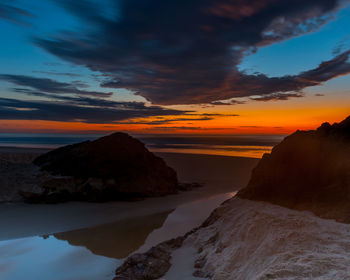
[0,0,349,135]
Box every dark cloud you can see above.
[250,92,304,101]
[332,36,350,56]
[0,74,111,97]
[187,113,239,117]
[315,93,325,97]
[12,88,146,108]
[11,89,241,125]
[0,97,186,124]
[34,0,350,105]
[211,99,246,105]
[117,117,214,125]
[145,126,234,131]
[0,2,32,25]
[116,113,239,125]
[147,126,202,131]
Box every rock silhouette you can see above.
[238,116,350,222]
[28,132,178,202]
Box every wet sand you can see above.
[0,148,259,280]
[0,149,258,241]
[0,193,234,280]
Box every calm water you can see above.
[0,133,267,279]
[0,134,284,158]
[0,193,232,280]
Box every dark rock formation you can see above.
[29,132,178,202]
[114,236,184,280]
[238,116,350,222]
[113,224,201,279]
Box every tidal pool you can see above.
[0,193,232,280]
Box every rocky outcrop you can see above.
[238,116,350,222]
[114,236,185,280]
[0,158,47,202]
[26,132,179,203]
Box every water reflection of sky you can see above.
[138,193,234,252]
[149,144,272,158]
[0,236,117,280]
[0,193,233,280]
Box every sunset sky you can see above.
[0,0,349,135]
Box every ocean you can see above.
[0,133,285,158]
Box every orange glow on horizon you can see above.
[0,90,348,135]
[0,106,348,135]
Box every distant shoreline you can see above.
[0,134,280,158]
[0,145,267,159]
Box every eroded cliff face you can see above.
[26,132,178,202]
[238,116,350,222]
[114,197,350,280]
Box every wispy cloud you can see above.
[211,99,246,106]
[0,74,111,97]
[32,71,81,78]
[250,92,304,102]
[0,2,33,26]
[115,113,239,125]
[0,96,188,124]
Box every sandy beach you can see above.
[0,147,258,280]
[0,147,258,241]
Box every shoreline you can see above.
[0,144,269,160]
[0,190,232,242]
[0,149,258,242]
[0,145,262,159]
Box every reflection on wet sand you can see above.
[54,210,173,259]
[0,152,258,280]
[0,236,117,280]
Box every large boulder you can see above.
[238,116,350,222]
[31,132,178,202]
